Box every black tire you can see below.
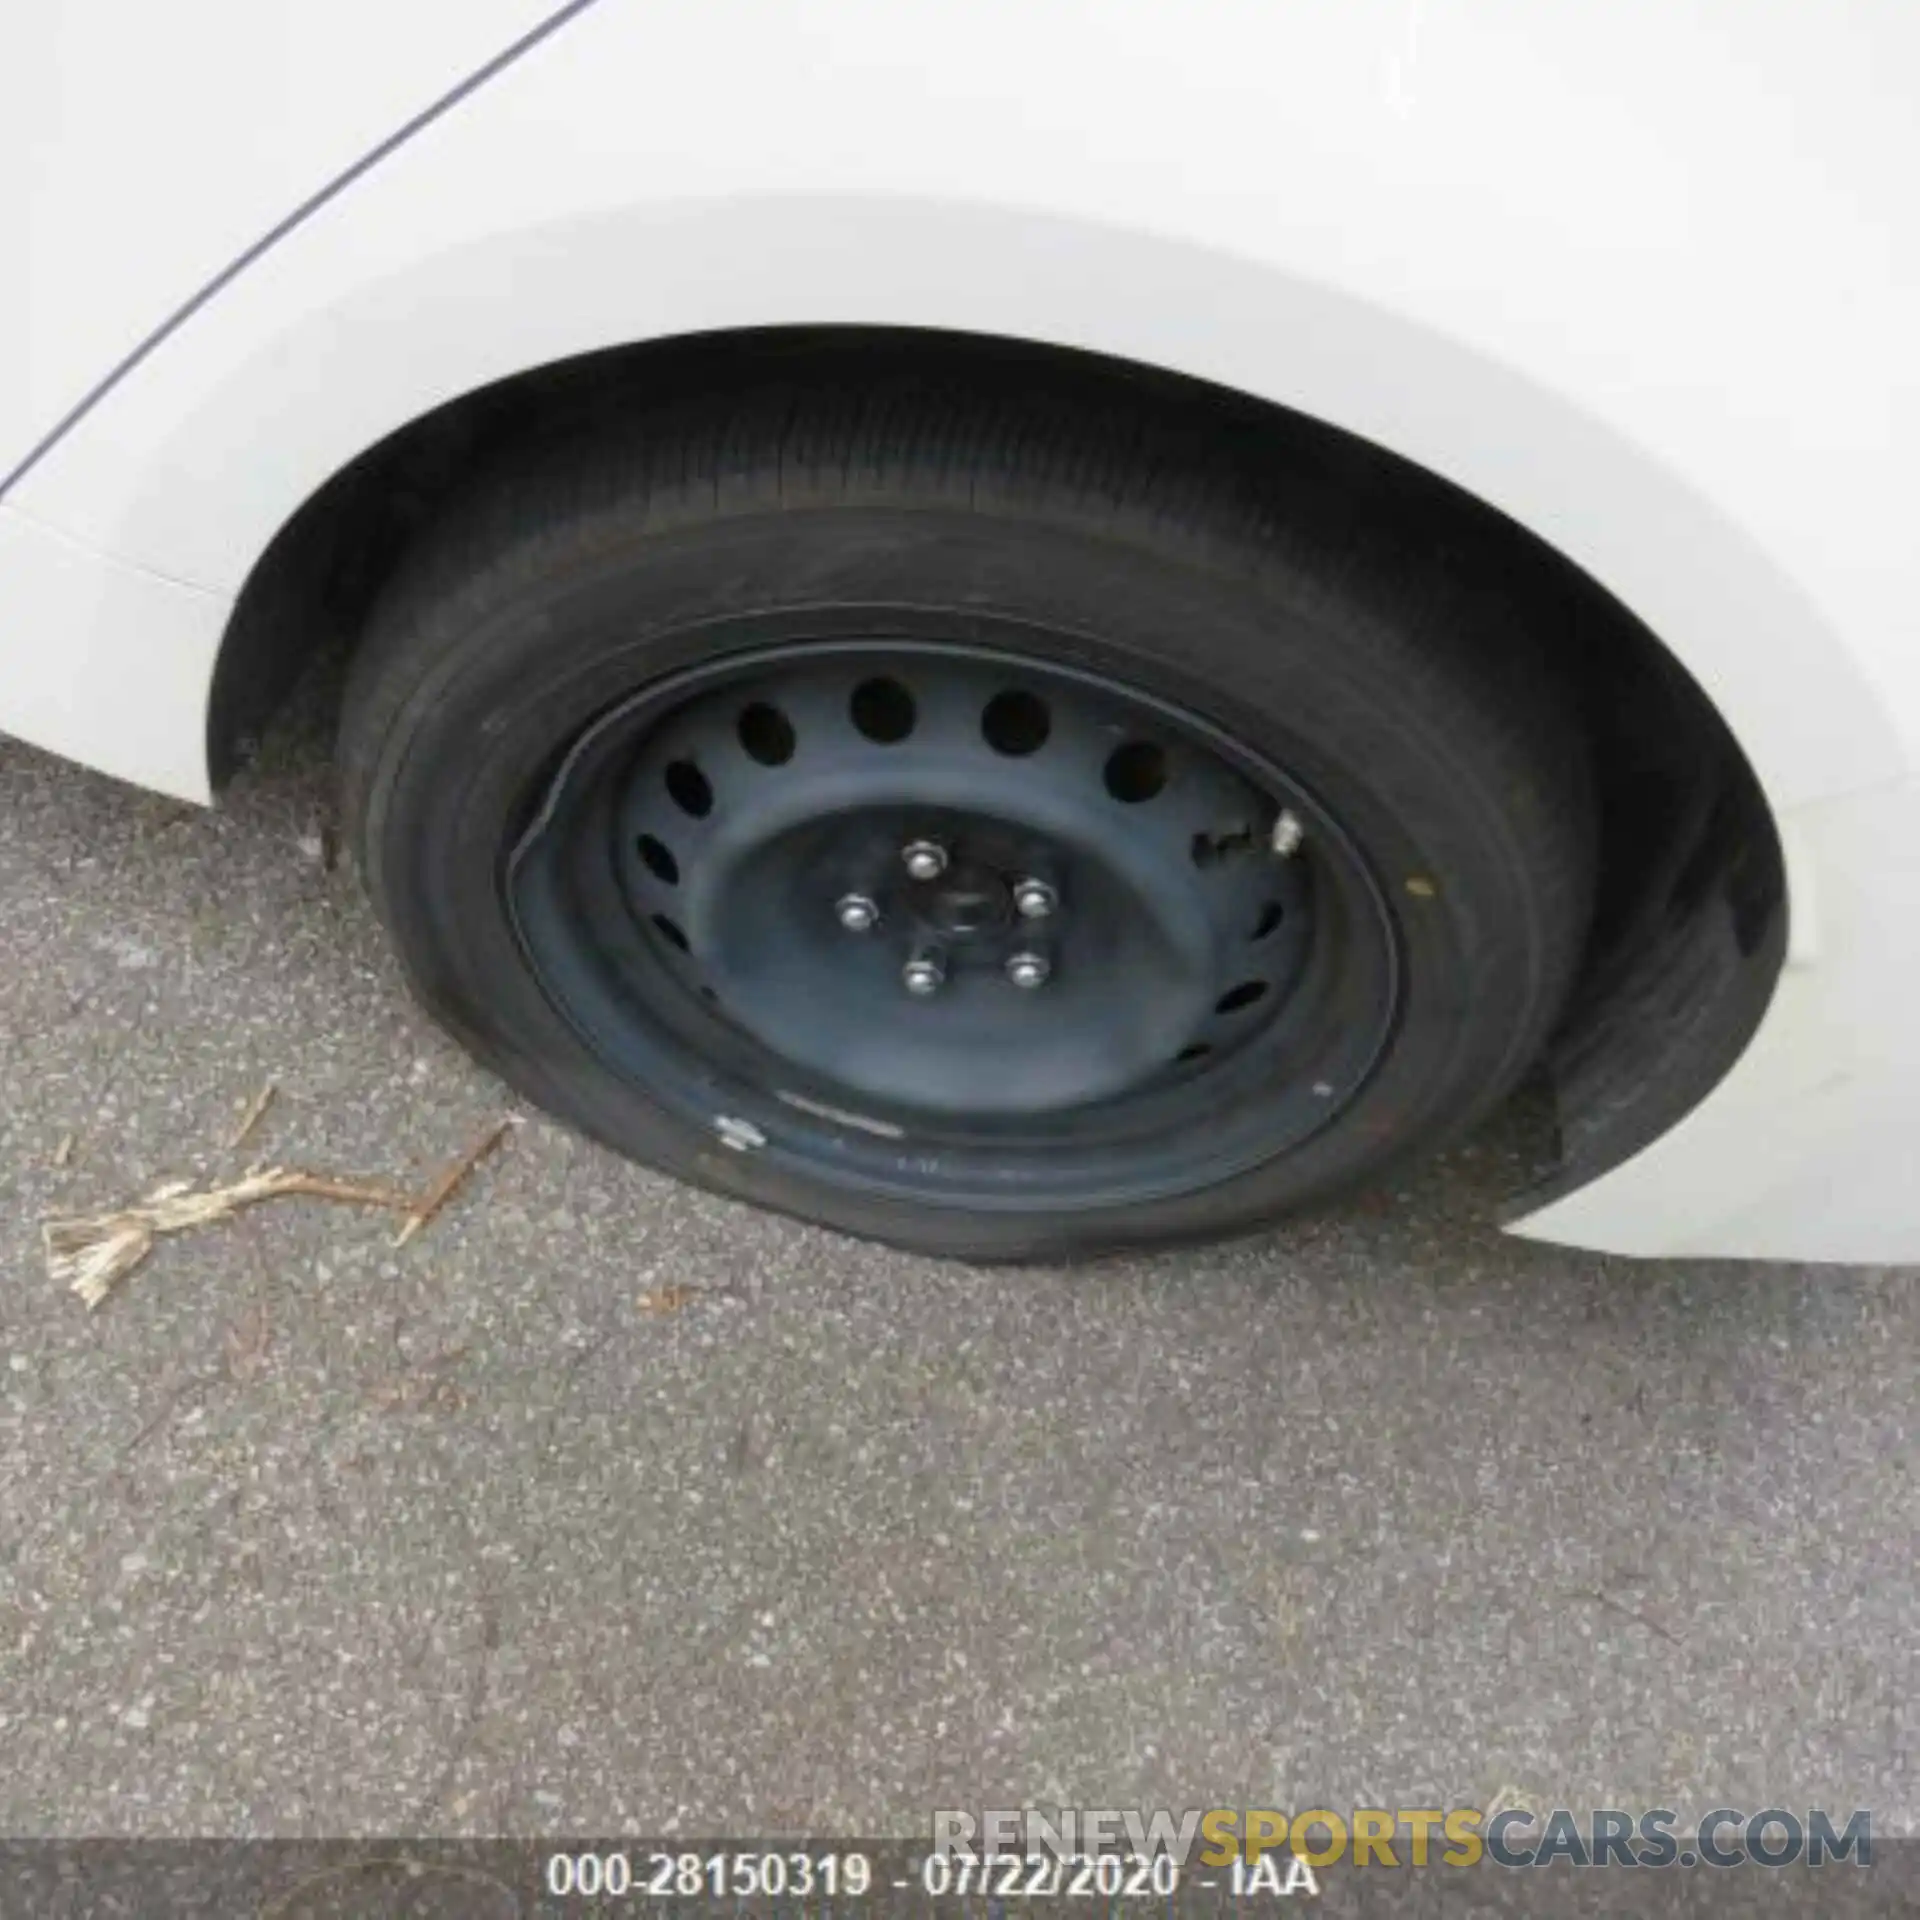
[340,369,1594,1260]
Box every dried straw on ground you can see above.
[44,1116,516,1310]
[45,1169,416,1309]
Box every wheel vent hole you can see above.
[1251,901,1285,940]
[850,677,916,744]
[1192,822,1257,867]
[738,702,796,766]
[1104,741,1167,803]
[981,689,1051,756]
[664,759,713,817]
[651,913,690,952]
[1176,1042,1212,1063]
[1215,979,1269,1014]
[636,834,680,885]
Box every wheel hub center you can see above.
[908,858,1012,940]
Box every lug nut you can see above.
[1270,810,1305,858]
[1011,877,1057,920]
[835,893,880,933]
[902,949,947,996]
[1005,950,1051,990]
[901,839,949,881]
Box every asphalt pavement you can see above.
[1,689,1915,1839]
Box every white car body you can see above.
[2,1,1914,1258]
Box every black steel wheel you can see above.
[342,367,1593,1259]
[508,639,1394,1211]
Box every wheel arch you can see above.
[12,190,1880,812]
[207,318,1791,1214]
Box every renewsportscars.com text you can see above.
[932,1806,1872,1869]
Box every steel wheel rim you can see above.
[506,634,1400,1211]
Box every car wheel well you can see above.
[211,323,1784,1201]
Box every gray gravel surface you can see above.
[0,695,1915,1840]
